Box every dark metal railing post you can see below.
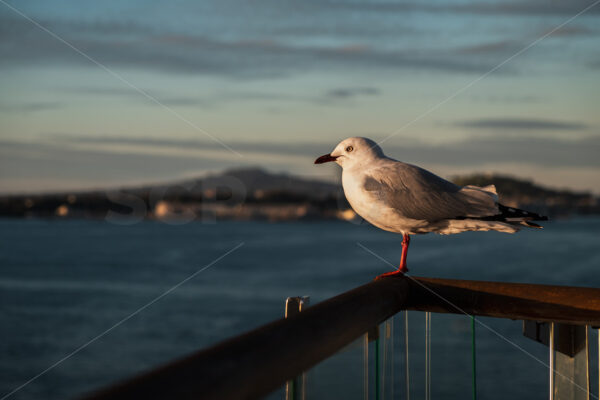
[285,296,310,400]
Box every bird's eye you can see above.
[346,146,354,152]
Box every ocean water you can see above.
[0,218,599,399]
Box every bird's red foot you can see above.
[375,267,408,280]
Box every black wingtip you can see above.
[453,204,549,226]
[497,204,548,222]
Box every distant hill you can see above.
[452,173,598,216]
[0,168,597,220]
[191,167,339,199]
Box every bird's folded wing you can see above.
[362,163,498,222]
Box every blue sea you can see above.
[0,218,599,399]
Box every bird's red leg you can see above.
[376,234,410,279]
[399,234,410,272]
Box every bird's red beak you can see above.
[314,154,338,164]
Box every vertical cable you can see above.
[425,313,428,400]
[405,312,410,400]
[429,314,432,399]
[382,322,387,400]
[585,326,590,399]
[389,318,394,400]
[425,312,431,400]
[471,316,477,400]
[364,333,369,400]
[375,332,380,400]
[549,323,554,400]
[381,318,394,400]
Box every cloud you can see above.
[457,40,520,55]
[545,25,597,37]
[50,132,600,168]
[588,59,600,69]
[59,84,380,108]
[0,15,510,79]
[325,87,380,99]
[389,136,600,168]
[1,0,598,84]
[62,87,144,97]
[457,118,588,131]
[61,86,215,108]
[51,134,322,158]
[339,0,600,16]
[2,133,600,193]
[460,0,600,16]
[0,139,244,193]
[0,101,63,113]
[467,95,541,104]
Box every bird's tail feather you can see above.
[496,204,548,222]
[520,220,543,229]
[453,203,548,229]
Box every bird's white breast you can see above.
[342,166,426,234]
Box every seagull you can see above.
[314,137,548,278]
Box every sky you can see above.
[1,0,599,194]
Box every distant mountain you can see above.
[0,168,597,220]
[192,167,339,199]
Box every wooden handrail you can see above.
[406,277,600,326]
[81,277,409,400]
[80,276,600,400]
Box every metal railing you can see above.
[80,276,600,400]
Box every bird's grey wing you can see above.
[362,163,496,222]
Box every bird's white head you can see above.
[314,137,385,169]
